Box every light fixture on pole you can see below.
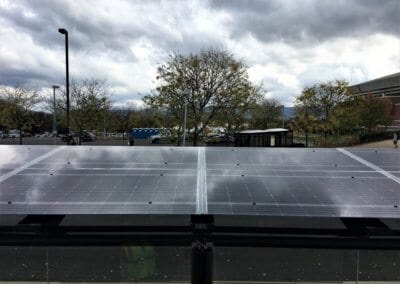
[182,101,187,147]
[52,85,60,145]
[58,28,70,144]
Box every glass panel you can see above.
[0,147,198,215]
[358,250,400,281]
[206,148,400,218]
[214,247,400,283]
[0,246,190,283]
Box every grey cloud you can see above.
[210,0,399,43]
[0,0,398,104]
[0,0,223,60]
[0,1,139,61]
[0,65,57,89]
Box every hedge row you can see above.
[359,131,399,143]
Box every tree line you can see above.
[294,79,392,143]
[0,47,392,145]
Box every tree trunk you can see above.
[19,128,23,145]
[227,123,232,134]
[176,127,182,146]
[193,131,198,146]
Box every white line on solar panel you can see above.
[0,146,66,183]
[337,148,400,185]
[196,147,207,214]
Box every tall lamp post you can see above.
[58,28,70,143]
[182,101,187,147]
[52,85,60,145]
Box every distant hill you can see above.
[283,107,295,119]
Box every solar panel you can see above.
[206,148,400,218]
[348,148,400,177]
[0,146,198,215]
[0,146,399,218]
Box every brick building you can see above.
[349,72,400,127]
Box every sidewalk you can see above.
[353,139,397,148]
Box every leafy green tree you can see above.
[294,80,353,140]
[144,48,260,146]
[144,91,187,145]
[47,79,112,135]
[359,94,392,131]
[329,96,361,135]
[70,79,112,134]
[0,86,39,144]
[212,83,262,132]
[249,98,283,129]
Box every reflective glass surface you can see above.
[0,246,190,282]
[0,146,198,214]
[0,146,399,218]
[206,148,400,217]
[214,247,400,282]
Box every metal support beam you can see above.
[191,214,214,284]
[191,241,213,284]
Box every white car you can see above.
[8,133,20,138]
[148,133,173,144]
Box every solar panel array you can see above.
[0,145,399,218]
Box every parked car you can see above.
[148,133,175,144]
[80,131,95,142]
[8,134,20,138]
[205,134,234,145]
[7,130,20,138]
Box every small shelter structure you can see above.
[234,128,293,147]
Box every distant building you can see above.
[349,72,400,127]
[234,128,293,147]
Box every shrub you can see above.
[359,131,399,143]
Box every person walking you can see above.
[393,133,398,148]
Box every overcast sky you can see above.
[0,0,399,106]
